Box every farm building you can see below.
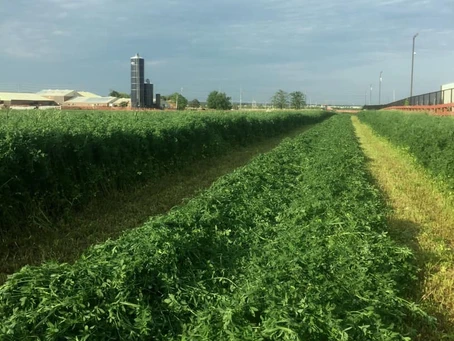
[112,98,131,107]
[36,89,79,105]
[154,96,169,109]
[77,91,101,98]
[64,96,117,107]
[441,83,454,104]
[0,92,57,107]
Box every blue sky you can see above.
[0,0,453,104]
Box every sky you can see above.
[0,0,453,105]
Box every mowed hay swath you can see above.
[0,109,331,232]
[0,115,432,340]
[0,122,316,285]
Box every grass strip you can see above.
[357,110,454,192]
[352,116,454,340]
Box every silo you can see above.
[156,94,161,109]
[131,54,145,108]
[144,79,153,108]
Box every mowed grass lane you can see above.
[353,116,454,340]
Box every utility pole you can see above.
[379,71,383,105]
[369,84,373,105]
[240,87,242,110]
[175,87,183,110]
[410,33,419,101]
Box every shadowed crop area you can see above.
[0,122,316,285]
[0,115,432,340]
[0,109,331,232]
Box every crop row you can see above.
[0,115,430,340]
[0,109,330,231]
[358,110,454,190]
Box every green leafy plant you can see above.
[358,110,454,191]
[0,110,331,231]
[0,115,431,340]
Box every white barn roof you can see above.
[77,91,101,98]
[36,89,77,97]
[0,92,55,102]
[65,96,117,104]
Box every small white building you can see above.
[441,83,454,104]
[36,89,79,105]
[64,96,117,107]
[112,98,131,107]
[77,91,102,98]
[0,92,58,107]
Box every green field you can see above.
[1,110,454,339]
[0,109,330,232]
[358,111,454,190]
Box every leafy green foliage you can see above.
[166,93,188,110]
[358,110,454,190]
[0,115,431,339]
[0,110,330,231]
[109,90,130,98]
[188,99,201,108]
[289,91,306,109]
[271,89,289,109]
[206,91,232,110]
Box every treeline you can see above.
[271,89,306,109]
[163,91,233,110]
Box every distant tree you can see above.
[271,90,289,109]
[188,99,201,108]
[289,91,306,109]
[206,91,232,110]
[167,93,188,110]
[109,90,130,98]
[119,101,129,108]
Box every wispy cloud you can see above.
[0,20,55,59]
[0,0,453,103]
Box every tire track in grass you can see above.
[352,116,454,340]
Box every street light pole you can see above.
[369,84,373,105]
[379,71,383,105]
[176,87,183,110]
[410,33,419,103]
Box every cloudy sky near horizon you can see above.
[0,0,453,104]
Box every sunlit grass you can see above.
[352,116,454,340]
